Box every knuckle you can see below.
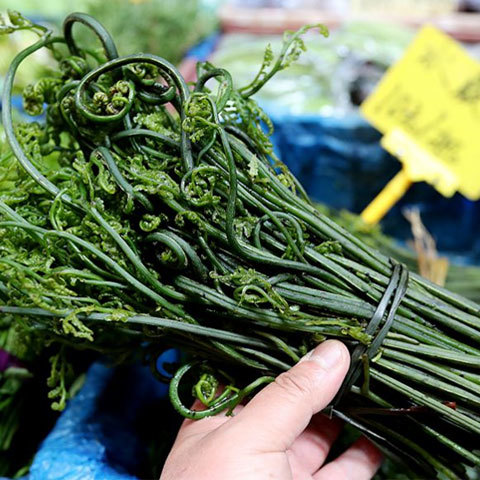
[274,368,315,400]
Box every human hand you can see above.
[161,340,383,480]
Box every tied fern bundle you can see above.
[1,12,480,479]
[316,204,480,304]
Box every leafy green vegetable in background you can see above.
[84,0,215,64]
[1,0,216,66]
[1,11,480,479]
[210,22,413,114]
[0,30,55,95]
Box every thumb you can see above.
[227,340,350,451]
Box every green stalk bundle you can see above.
[317,204,480,304]
[1,12,479,479]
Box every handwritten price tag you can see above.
[361,25,480,225]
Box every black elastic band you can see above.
[330,260,409,408]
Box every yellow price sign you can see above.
[361,25,480,224]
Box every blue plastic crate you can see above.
[265,106,480,261]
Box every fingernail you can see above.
[310,341,344,370]
[298,349,314,364]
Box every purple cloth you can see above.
[0,349,21,371]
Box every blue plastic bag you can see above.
[23,351,178,480]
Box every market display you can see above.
[1,11,480,479]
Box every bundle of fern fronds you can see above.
[1,12,480,479]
